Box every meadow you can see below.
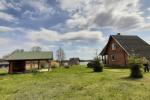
[0,65,150,100]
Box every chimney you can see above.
[117,33,121,35]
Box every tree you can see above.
[95,49,99,59]
[31,46,42,52]
[56,47,65,66]
[128,55,144,78]
[87,49,104,72]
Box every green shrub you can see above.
[88,57,104,72]
[128,55,144,78]
[130,64,143,78]
[93,60,104,72]
[87,62,93,68]
[64,65,70,69]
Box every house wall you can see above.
[69,59,80,65]
[105,38,128,66]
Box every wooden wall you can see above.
[9,60,25,74]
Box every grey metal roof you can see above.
[5,51,53,61]
[100,35,150,60]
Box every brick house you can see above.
[100,33,150,66]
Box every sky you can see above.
[0,0,150,60]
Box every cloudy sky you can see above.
[0,0,150,59]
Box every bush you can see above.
[87,62,93,68]
[130,64,143,78]
[128,55,144,78]
[64,65,70,69]
[87,57,104,72]
[93,60,104,72]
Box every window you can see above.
[112,43,117,50]
[111,54,117,61]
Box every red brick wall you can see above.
[105,37,128,66]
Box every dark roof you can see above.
[69,58,80,60]
[0,59,5,62]
[100,35,150,60]
[5,51,53,61]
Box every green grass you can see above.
[0,65,150,100]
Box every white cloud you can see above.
[22,0,55,20]
[146,16,150,20]
[58,0,84,13]
[0,1,7,10]
[0,37,9,45]
[26,28,105,43]
[0,12,16,22]
[62,30,105,42]
[0,26,14,32]
[57,0,145,32]
[0,0,55,20]
[66,46,101,59]
[27,28,61,41]
[142,24,150,30]
[0,0,21,11]
[0,26,26,33]
[147,7,150,11]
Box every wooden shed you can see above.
[5,51,53,74]
[69,58,80,65]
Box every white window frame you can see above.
[111,54,117,61]
[112,43,116,50]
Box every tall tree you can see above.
[31,46,42,52]
[94,49,100,59]
[56,47,65,65]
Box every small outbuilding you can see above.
[5,51,53,74]
[69,58,80,65]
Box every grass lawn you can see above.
[0,65,150,100]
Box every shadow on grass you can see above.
[104,66,130,69]
[85,70,103,73]
[120,76,143,81]
[0,73,8,76]
[0,70,41,76]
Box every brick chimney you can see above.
[117,33,121,35]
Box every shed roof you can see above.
[5,51,53,61]
[100,35,150,60]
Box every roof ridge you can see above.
[111,34,138,37]
[14,51,52,53]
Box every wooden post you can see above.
[48,60,52,71]
[104,55,106,64]
[102,55,104,63]
[38,60,40,69]
[30,61,33,70]
[8,61,13,74]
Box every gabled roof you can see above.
[5,51,53,61]
[69,58,80,60]
[100,35,150,60]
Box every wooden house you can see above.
[100,33,150,66]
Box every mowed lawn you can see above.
[1,66,150,100]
